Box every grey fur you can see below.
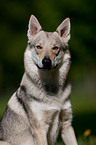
[0,15,78,145]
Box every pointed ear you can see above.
[56,18,70,42]
[28,15,42,36]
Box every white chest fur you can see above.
[30,99,62,144]
[30,99,61,125]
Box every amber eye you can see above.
[36,45,42,49]
[52,46,59,50]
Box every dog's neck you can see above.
[21,56,70,97]
[38,68,59,94]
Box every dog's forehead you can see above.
[33,31,61,45]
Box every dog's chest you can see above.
[30,100,62,142]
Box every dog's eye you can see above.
[36,45,42,49]
[52,46,59,50]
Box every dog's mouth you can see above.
[37,57,52,71]
[37,65,51,71]
[35,57,58,71]
[36,64,58,71]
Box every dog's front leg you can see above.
[60,101,78,145]
[17,89,48,145]
[61,125,78,145]
[26,108,48,145]
[27,107,48,145]
[32,128,48,145]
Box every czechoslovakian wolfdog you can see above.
[0,15,78,145]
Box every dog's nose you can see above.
[42,57,52,70]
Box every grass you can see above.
[71,94,96,145]
[78,135,96,145]
[0,93,96,145]
[55,131,96,145]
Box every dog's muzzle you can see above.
[42,57,52,70]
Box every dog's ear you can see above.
[28,15,42,36]
[56,18,70,42]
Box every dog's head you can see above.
[25,15,71,71]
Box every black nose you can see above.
[42,57,52,70]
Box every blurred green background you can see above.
[0,0,96,144]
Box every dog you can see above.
[0,15,78,145]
